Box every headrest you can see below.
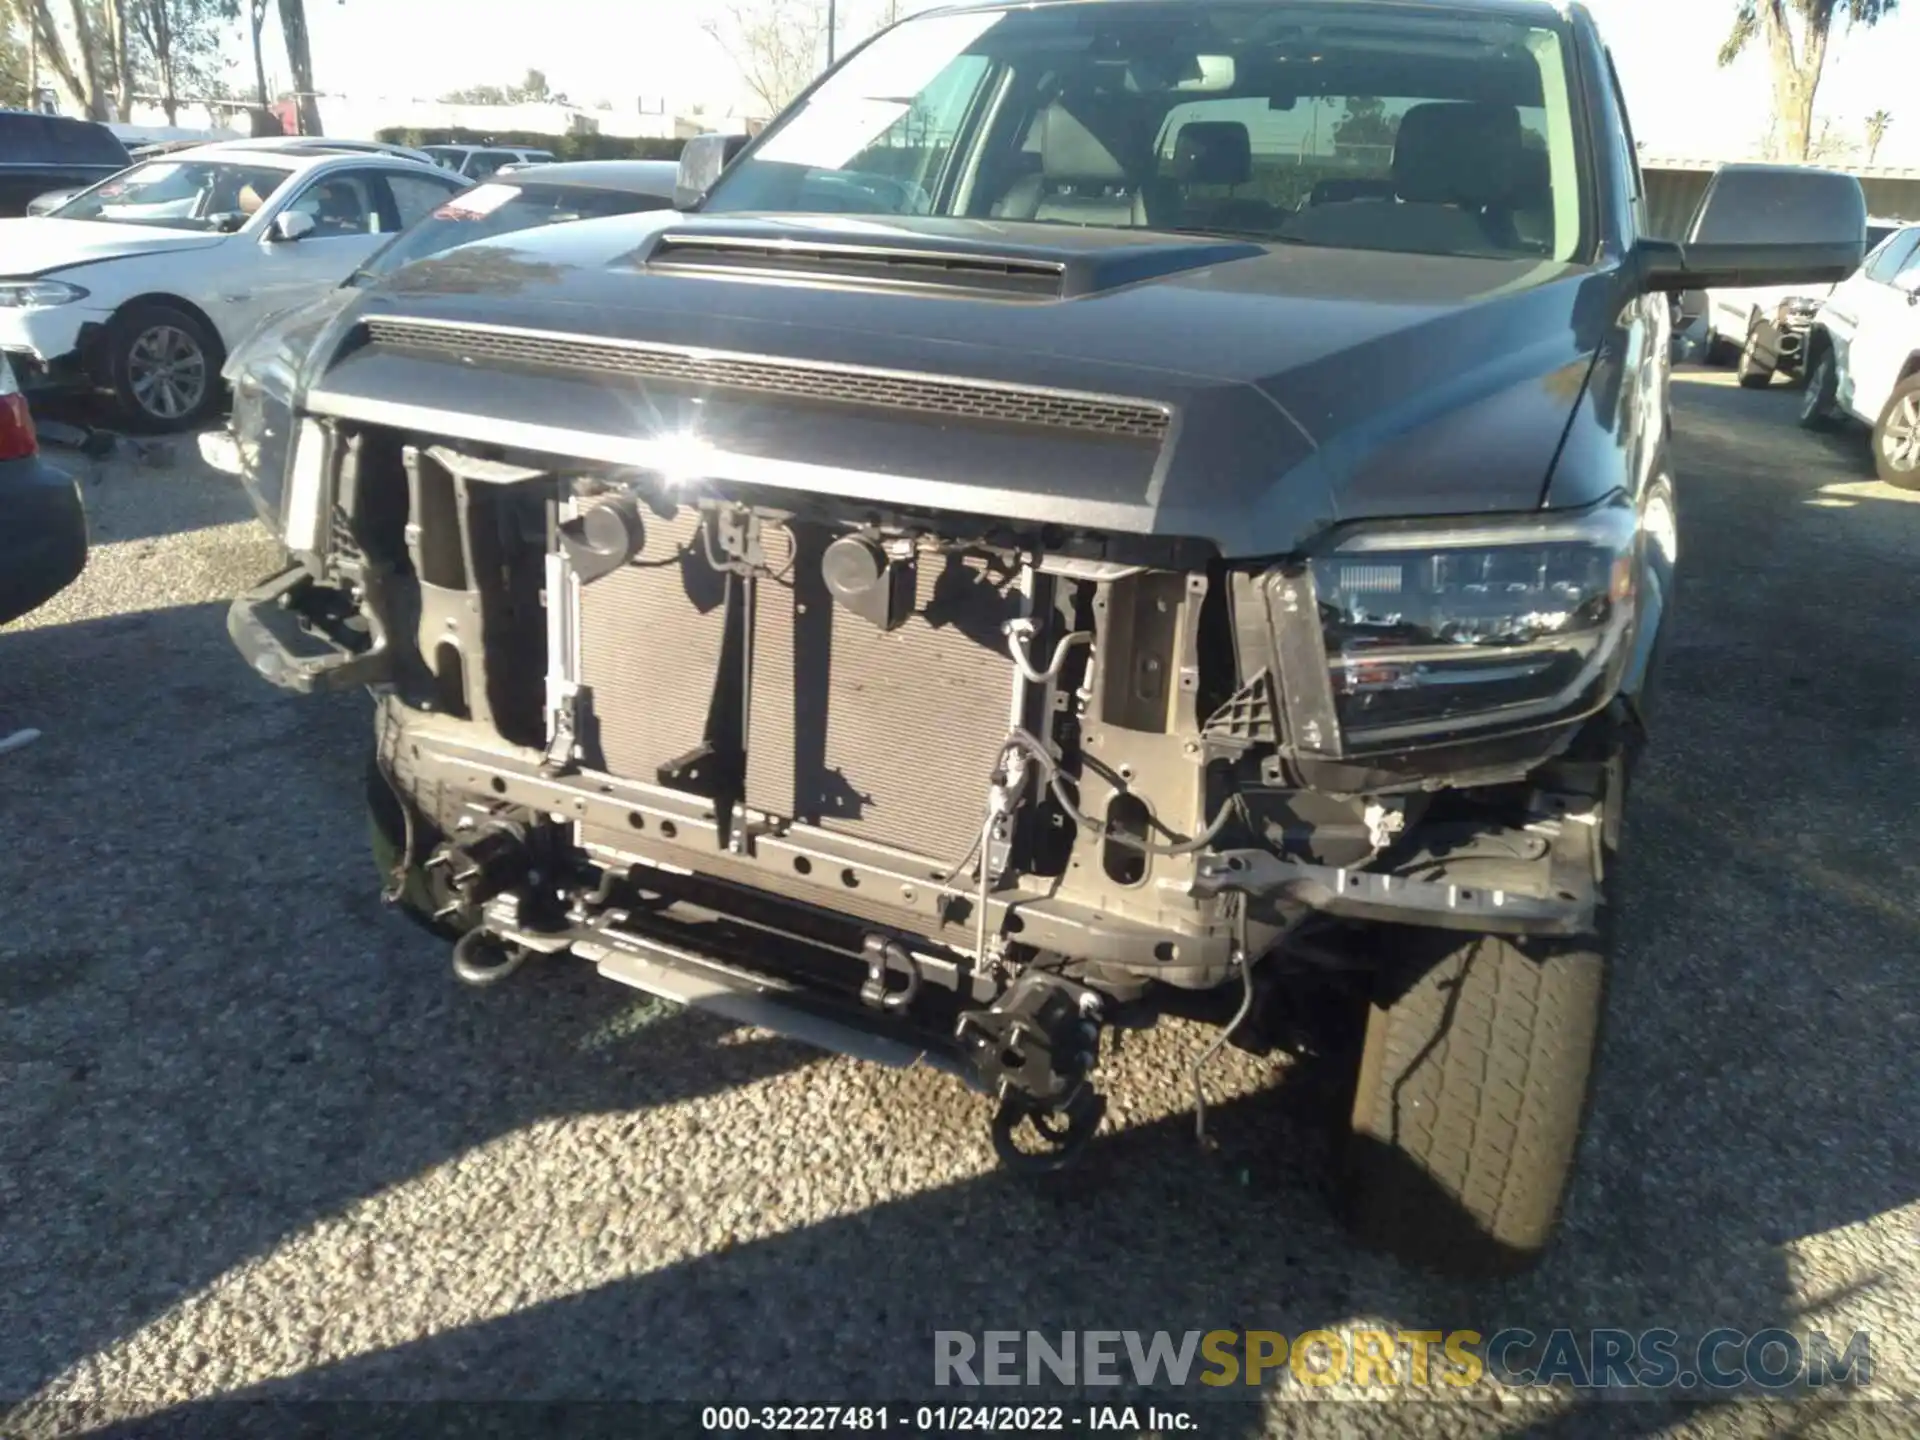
[1172,121,1251,186]
[1392,102,1524,207]
[1036,105,1128,182]
[1310,177,1398,207]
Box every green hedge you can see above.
[375,127,687,162]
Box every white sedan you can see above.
[0,145,467,429]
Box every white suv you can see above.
[1800,223,1920,487]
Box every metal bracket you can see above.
[1192,837,1597,937]
[541,686,583,777]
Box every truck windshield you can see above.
[703,1,1585,263]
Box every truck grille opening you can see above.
[360,317,1171,441]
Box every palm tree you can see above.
[1719,0,1901,162]
[1865,108,1893,163]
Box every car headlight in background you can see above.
[1781,296,1822,324]
[0,280,89,309]
[1298,496,1641,752]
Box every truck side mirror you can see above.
[1637,164,1867,294]
[674,133,750,211]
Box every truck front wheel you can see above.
[1341,926,1605,1276]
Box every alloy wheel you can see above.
[126,324,209,422]
[1883,393,1920,473]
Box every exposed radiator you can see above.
[746,525,1023,862]
[563,506,1023,866]
[575,502,731,780]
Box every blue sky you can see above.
[254,0,1919,164]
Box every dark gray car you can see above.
[225,0,1863,1274]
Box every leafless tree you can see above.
[1718,0,1900,163]
[1805,114,1858,163]
[702,0,827,119]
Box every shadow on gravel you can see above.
[5,379,1917,1434]
[37,429,256,548]
[0,602,823,1405]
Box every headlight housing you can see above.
[0,280,89,309]
[1293,496,1643,754]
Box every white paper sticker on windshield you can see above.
[435,183,519,219]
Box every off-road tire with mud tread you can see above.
[1342,929,1605,1276]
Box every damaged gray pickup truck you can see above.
[226,0,1865,1272]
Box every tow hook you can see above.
[957,972,1108,1173]
[859,936,922,1013]
[450,928,532,987]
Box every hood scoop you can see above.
[641,223,1263,300]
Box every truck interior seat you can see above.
[992,105,1148,228]
[1281,101,1527,255]
[1157,120,1275,232]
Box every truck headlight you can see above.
[1299,496,1641,753]
[0,280,89,309]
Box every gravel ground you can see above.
[1,377,1916,1439]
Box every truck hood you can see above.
[0,217,224,277]
[302,213,1620,558]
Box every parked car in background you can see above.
[1705,217,1904,386]
[423,144,557,180]
[0,145,465,430]
[0,110,131,219]
[225,0,1864,1273]
[1800,222,1920,486]
[0,353,87,627]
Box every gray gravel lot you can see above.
[1,375,1916,1438]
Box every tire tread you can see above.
[1344,930,1604,1274]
